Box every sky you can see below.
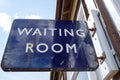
[0,0,56,80]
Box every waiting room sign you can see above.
[1,19,98,71]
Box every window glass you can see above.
[76,72,89,80]
[103,0,120,35]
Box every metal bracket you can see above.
[97,52,106,64]
[89,23,96,37]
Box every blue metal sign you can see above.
[1,19,98,71]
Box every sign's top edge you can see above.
[13,19,86,22]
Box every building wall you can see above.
[77,0,119,80]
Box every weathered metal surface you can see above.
[1,19,98,71]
